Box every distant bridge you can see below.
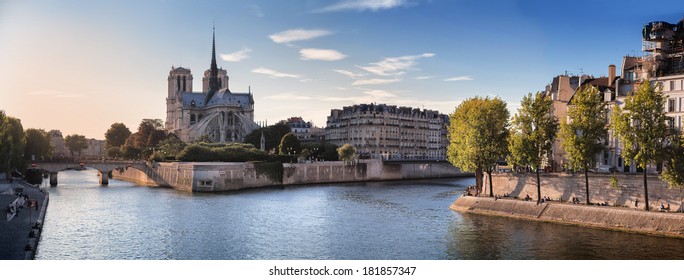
[32,161,148,186]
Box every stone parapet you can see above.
[484,173,684,212]
[451,196,684,238]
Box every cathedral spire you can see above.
[207,24,220,102]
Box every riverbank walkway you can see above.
[0,180,49,260]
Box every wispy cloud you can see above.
[352,78,401,86]
[265,89,457,114]
[27,90,84,98]
[444,75,474,81]
[220,47,253,62]
[314,0,414,13]
[246,4,264,18]
[269,29,333,44]
[358,53,435,76]
[334,69,366,79]
[362,89,398,98]
[414,76,433,80]
[252,67,301,79]
[300,48,347,61]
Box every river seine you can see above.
[35,169,684,260]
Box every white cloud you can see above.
[414,76,433,80]
[314,0,413,13]
[444,76,474,81]
[252,67,301,79]
[269,29,333,44]
[358,53,435,76]
[334,69,366,79]
[363,89,398,98]
[300,48,347,61]
[352,78,401,86]
[220,47,253,62]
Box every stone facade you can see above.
[325,104,449,160]
[113,159,466,192]
[484,173,684,212]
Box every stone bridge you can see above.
[33,161,148,186]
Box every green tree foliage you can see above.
[64,134,89,159]
[278,132,301,155]
[447,97,509,196]
[194,134,212,143]
[560,85,609,204]
[24,128,52,161]
[244,123,292,152]
[105,123,132,148]
[660,130,684,191]
[122,119,166,160]
[0,111,27,173]
[611,80,669,211]
[157,133,186,160]
[508,92,559,203]
[301,142,339,161]
[106,146,122,159]
[337,143,357,164]
[177,142,270,162]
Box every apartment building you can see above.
[325,104,449,160]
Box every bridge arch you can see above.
[32,161,148,186]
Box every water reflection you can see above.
[35,169,684,260]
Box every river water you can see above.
[34,169,684,260]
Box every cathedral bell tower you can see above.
[166,67,193,131]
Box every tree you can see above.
[278,132,301,155]
[447,97,509,196]
[0,111,26,173]
[106,146,122,159]
[105,123,131,148]
[508,92,559,203]
[24,128,52,161]
[560,85,609,204]
[136,119,165,147]
[337,143,356,164]
[661,130,684,194]
[244,123,292,152]
[611,80,669,211]
[158,133,186,160]
[302,142,339,161]
[64,134,89,159]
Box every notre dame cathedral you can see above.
[165,28,259,143]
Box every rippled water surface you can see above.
[35,169,684,260]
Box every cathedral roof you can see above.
[181,92,206,108]
[206,89,253,109]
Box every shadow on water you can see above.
[445,212,684,260]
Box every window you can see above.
[669,98,676,112]
[671,81,676,91]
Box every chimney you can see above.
[608,64,616,87]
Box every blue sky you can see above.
[1,0,682,139]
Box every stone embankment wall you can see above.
[451,196,684,238]
[112,159,465,192]
[484,173,684,212]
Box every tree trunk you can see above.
[536,167,541,204]
[643,167,649,211]
[488,170,493,197]
[584,167,590,205]
[475,167,483,195]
